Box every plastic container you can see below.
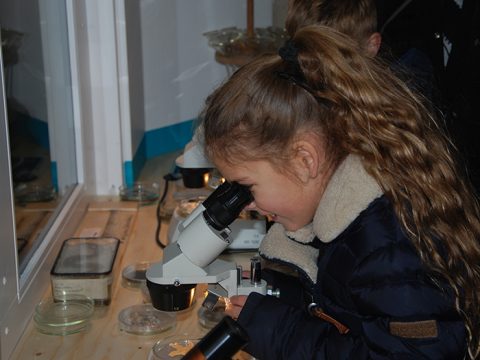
[50,237,120,305]
[33,294,94,336]
[118,304,176,335]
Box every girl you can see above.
[200,25,480,359]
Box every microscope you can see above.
[146,181,268,312]
[146,155,277,358]
[171,130,267,251]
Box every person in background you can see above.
[200,25,480,359]
[285,0,382,58]
[284,0,440,106]
[283,0,480,195]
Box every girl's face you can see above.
[214,157,330,231]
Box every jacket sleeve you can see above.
[237,292,368,360]
[261,268,311,308]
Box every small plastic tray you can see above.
[34,294,94,336]
[51,237,120,275]
[118,304,176,335]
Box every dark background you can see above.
[376,0,480,194]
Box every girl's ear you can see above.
[292,139,322,183]
[366,32,382,57]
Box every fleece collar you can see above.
[259,155,383,282]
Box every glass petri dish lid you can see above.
[34,294,94,335]
[118,304,176,335]
[121,261,151,288]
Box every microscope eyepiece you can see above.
[202,182,253,231]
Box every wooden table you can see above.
[11,199,256,359]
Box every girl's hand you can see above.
[225,295,248,320]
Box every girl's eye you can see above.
[240,184,254,194]
[238,183,253,189]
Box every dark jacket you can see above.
[237,157,466,359]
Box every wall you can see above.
[141,0,274,131]
[2,0,285,187]
[129,0,275,168]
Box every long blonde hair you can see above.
[202,25,480,358]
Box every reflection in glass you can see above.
[1,0,77,274]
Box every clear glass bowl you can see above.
[34,294,94,335]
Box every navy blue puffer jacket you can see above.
[237,194,466,358]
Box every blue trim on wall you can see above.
[29,117,50,149]
[145,119,196,158]
[124,119,196,186]
[124,135,147,186]
[10,112,50,149]
[50,161,58,192]
[123,161,134,187]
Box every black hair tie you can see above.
[276,39,327,102]
[277,39,315,92]
[278,39,301,68]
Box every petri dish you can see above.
[140,282,152,303]
[197,297,226,329]
[118,304,176,335]
[34,294,94,336]
[148,334,255,360]
[121,261,151,288]
[15,184,56,203]
[149,336,199,360]
[119,182,160,204]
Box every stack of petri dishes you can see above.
[34,294,94,335]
